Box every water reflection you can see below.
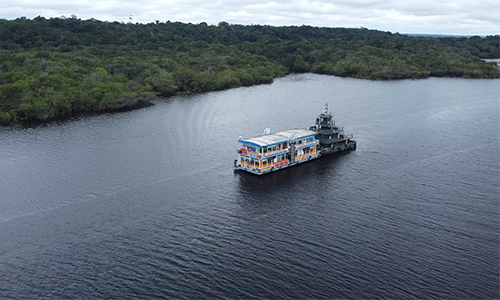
[236,152,354,196]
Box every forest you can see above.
[0,16,499,124]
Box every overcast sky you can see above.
[2,0,499,35]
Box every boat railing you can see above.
[263,148,288,158]
[295,139,318,150]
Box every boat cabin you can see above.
[235,129,319,175]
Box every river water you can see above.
[0,74,498,299]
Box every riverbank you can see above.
[1,18,498,125]
[3,67,500,126]
[7,99,154,128]
[0,45,286,125]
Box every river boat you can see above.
[234,104,356,175]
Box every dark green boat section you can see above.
[309,103,357,155]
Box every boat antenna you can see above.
[324,103,328,113]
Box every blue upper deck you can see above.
[239,129,317,148]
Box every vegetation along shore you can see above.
[0,16,499,124]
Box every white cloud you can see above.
[1,0,498,35]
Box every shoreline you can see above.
[2,72,499,127]
[3,99,154,128]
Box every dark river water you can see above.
[0,74,499,299]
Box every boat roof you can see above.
[240,129,317,147]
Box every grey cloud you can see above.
[1,0,498,35]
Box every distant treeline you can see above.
[0,16,499,124]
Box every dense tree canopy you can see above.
[0,16,498,124]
